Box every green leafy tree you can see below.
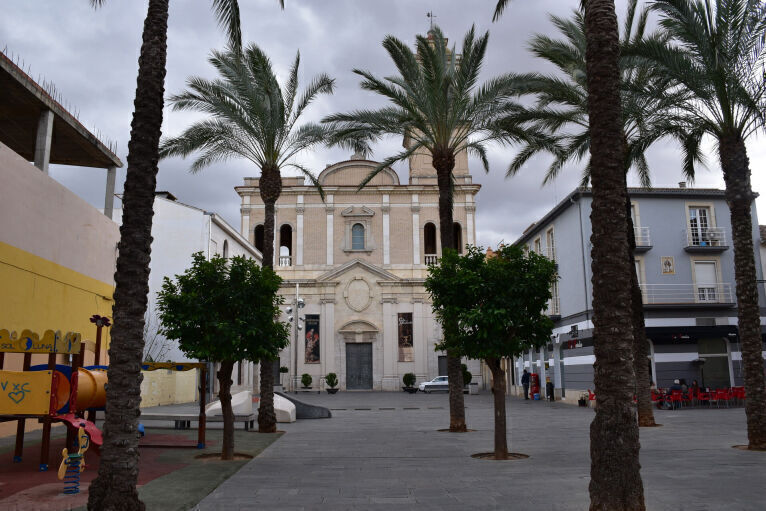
[638,0,766,451]
[501,1,695,428]
[86,1,255,508]
[426,245,556,460]
[324,25,542,432]
[159,43,334,433]
[157,253,288,460]
[494,0,648,507]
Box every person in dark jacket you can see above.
[521,369,530,400]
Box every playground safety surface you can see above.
[0,425,281,510]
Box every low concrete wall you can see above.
[140,369,198,408]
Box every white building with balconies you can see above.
[503,186,766,403]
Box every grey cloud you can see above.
[4,0,765,250]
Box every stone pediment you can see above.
[316,259,400,283]
[338,320,379,333]
[340,206,375,217]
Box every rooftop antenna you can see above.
[426,11,437,30]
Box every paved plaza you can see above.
[195,392,766,510]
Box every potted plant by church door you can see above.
[402,373,418,393]
[325,373,339,394]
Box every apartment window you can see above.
[533,237,542,254]
[689,206,712,246]
[694,261,718,302]
[546,228,555,260]
[352,223,365,250]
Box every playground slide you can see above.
[54,413,103,447]
[30,364,107,412]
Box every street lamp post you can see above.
[285,283,305,393]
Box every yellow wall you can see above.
[140,369,199,408]
[0,242,114,437]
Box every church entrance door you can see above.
[346,343,373,390]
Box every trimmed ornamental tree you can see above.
[426,245,556,460]
[157,253,288,460]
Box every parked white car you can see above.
[418,376,449,393]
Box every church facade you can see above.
[236,147,482,391]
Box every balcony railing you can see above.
[634,226,651,247]
[686,225,727,248]
[278,255,292,267]
[639,283,733,305]
[425,254,439,265]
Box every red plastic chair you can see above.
[670,390,683,409]
[732,386,746,405]
[715,389,730,408]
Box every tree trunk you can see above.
[218,360,236,460]
[257,164,282,432]
[258,358,277,432]
[88,1,168,509]
[486,358,508,460]
[583,1,645,509]
[719,135,766,450]
[623,190,656,427]
[434,150,466,432]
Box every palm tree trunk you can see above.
[584,1,645,509]
[257,358,277,432]
[486,358,508,460]
[218,360,236,460]
[719,135,766,450]
[258,165,281,432]
[88,1,168,509]
[624,193,656,427]
[434,151,466,432]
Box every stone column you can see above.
[382,298,397,390]
[411,194,420,265]
[34,110,54,174]
[413,297,427,380]
[326,195,334,265]
[103,166,117,219]
[296,194,304,266]
[241,196,250,238]
[382,194,390,265]
[466,204,476,246]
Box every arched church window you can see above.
[453,222,463,253]
[424,222,437,255]
[352,223,365,250]
[254,225,264,253]
[222,240,229,259]
[279,224,293,266]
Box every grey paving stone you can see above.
[195,392,766,510]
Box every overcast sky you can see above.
[3,0,765,248]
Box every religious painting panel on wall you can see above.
[305,315,320,363]
[398,313,414,362]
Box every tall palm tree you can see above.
[85,1,268,509]
[494,0,646,508]
[639,0,766,450]
[503,2,699,428]
[324,26,535,432]
[159,44,334,434]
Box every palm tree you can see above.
[159,44,334,434]
[323,26,535,432]
[639,0,766,450]
[494,0,646,508]
[503,2,699,428]
[85,1,271,509]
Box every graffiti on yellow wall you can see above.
[0,329,81,354]
[0,370,53,415]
